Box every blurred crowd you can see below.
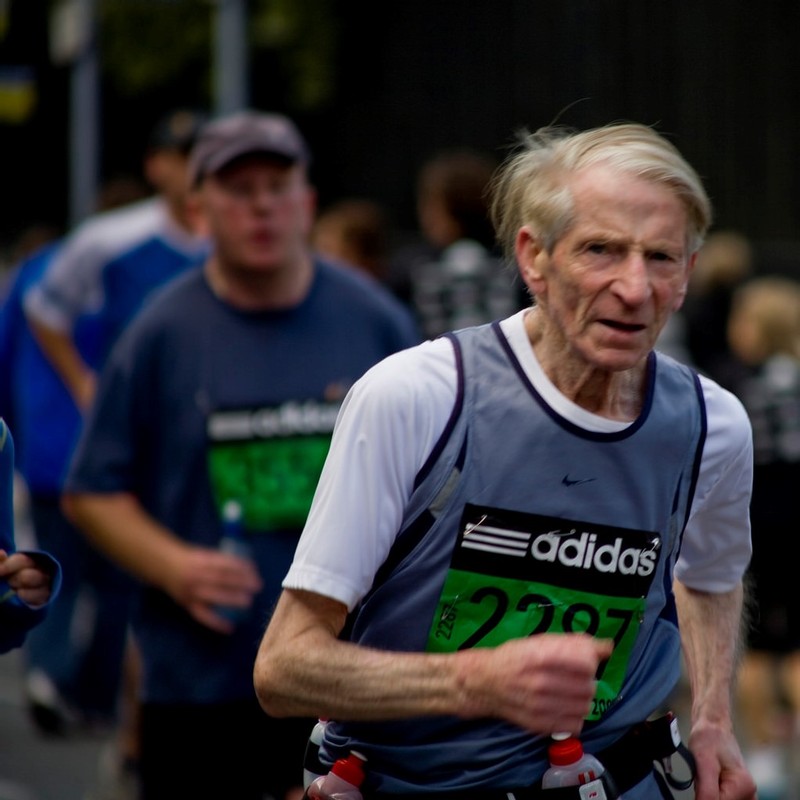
[660,230,800,800]
[2,106,800,800]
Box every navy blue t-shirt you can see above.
[66,260,420,703]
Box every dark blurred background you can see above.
[2,0,800,272]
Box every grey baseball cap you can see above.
[189,110,310,185]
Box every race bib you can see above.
[426,504,660,721]
[207,401,340,531]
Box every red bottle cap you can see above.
[331,750,367,786]
[548,737,584,766]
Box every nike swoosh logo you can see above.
[562,474,596,487]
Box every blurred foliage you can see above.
[98,1,209,96]
[250,0,338,110]
[96,0,338,110]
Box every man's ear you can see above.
[142,151,160,190]
[516,226,546,295]
[184,189,210,238]
[673,251,698,311]
[301,184,318,239]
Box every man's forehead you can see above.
[569,167,687,220]
[553,168,689,254]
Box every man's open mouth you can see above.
[600,320,646,332]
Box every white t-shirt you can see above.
[24,197,206,331]
[284,310,753,610]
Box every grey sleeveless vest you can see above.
[327,321,706,793]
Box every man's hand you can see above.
[163,546,263,634]
[455,633,613,735]
[689,719,757,800]
[0,550,53,607]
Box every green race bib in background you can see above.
[207,401,340,531]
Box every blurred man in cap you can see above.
[62,109,420,800]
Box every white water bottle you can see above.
[215,500,253,623]
[542,734,615,798]
[303,718,330,789]
[307,750,367,800]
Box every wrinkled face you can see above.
[199,155,315,272]
[517,165,695,373]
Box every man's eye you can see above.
[587,243,607,254]
[650,251,673,262]
[223,181,251,196]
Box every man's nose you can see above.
[251,187,275,209]
[613,253,651,305]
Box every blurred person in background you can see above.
[312,197,392,284]
[0,179,147,537]
[389,148,525,338]
[0,174,148,737]
[15,109,208,798]
[680,229,754,389]
[61,109,420,800]
[24,109,210,411]
[0,417,61,654]
[726,276,800,800]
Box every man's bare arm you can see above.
[254,588,612,735]
[63,492,263,634]
[27,319,96,411]
[675,580,744,727]
[674,579,756,800]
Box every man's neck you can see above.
[524,308,645,421]
[203,253,314,312]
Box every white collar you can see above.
[499,310,632,433]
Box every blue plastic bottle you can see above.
[214,500,252,623]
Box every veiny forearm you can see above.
[255,591,463,721]
[255,589,611,734]
[674,579,745,726]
